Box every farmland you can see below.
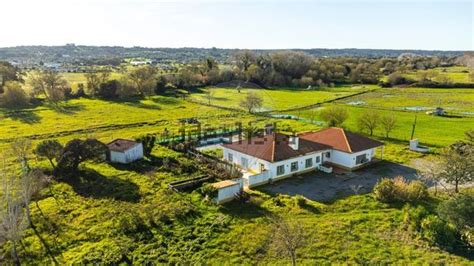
[1,70,473,263]
[189,85,374,111]
[402,66,473,83]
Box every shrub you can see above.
[437,194,474,231]
[373,177,428,203]
[293,195,307,208]
[402,204,429,232]
[200,183,218,200]
[421,215,459,248]
[0,81,30,108]
[373,178,396,202]
[406,181,429,202]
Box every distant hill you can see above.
[0,45,467,65]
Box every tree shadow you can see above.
[46,102,86,114]
[150,97,180,105]
[4,110,42,124]
[108,156,162,174]
[62,168,141,202]
[219,198,271,220]
[106,97,163,110]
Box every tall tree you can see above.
[55,139,108,175]
[127,66,157,96]
[233,50,256,72]
[29,70,69,103]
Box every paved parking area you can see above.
[259,161,418,202]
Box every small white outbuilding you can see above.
[211,180,242,204]
[107,139,144,164]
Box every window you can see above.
[227,153,233,162]
[315,156,320,163]
[326,152,331,158]
[291,161,299,172]
[355,154,368,165]
[277,165,285,176]
[260,163,265,172]
[305,158,313,168]
[241,157,249,169]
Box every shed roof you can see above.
[212,180,239,189]
[107,139,140,152]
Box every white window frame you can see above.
[277,165,285,176]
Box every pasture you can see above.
[287,87,474,148]
[189,85,374,111]
[402,66,473,83]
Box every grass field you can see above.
[189,85,374,111]
[10,145,471,264]
[335,87,474,114]
[402,66,473,83]
[1,83,472,263]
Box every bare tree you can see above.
[269,216,307,266]
[85,71,111,97]
[240,92,263,113]
[380,114,397,138]
[0,166,28,265]
[438,142,474,193]
[29,71,69,103]
[10,138,32,171]
[414,159,444,195]
[357,110,380,136]
[205,90,214,105]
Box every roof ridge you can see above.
[339,128,352,153]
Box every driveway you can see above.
[259,161,418,202]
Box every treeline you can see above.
[165,51,458,88]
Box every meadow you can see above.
[189,85,374,111]
[12,145,471,264]
[1,80,472,263]
[402,66,473,83]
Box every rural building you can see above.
[222,127,383,188]
[107,139,144,164]
[211,180,242,204]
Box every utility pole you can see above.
[410,110,418,140]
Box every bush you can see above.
[373,177,428,203]
[406,181,429,202]
[402,204,429,232]
[437,194,474,231]
[293,195,307,208]
[200,183,218,200]
[373,178,396,202]
[0,81,30,108]
[421,215,459,248]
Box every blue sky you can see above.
[1,0,472,50]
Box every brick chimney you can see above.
[289,134,299,150]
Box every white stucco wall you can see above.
[327,148,375,169]
[222,148,272,174]
[109,143,144,164]
[216,183,242,204]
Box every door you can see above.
[259,163,265,173]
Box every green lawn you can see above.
[189,85,374,111]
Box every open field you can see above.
[189,85,375,111]
[0,87,472,263]
[335,87,474,114]
[402,66,473,83]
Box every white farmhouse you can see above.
[107,139,144,164]
[222,127,383,188]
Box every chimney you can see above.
[289,135,299,150]
[263,123,275,136]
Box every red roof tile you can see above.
[222,132,331,162]
[299,127,383,153]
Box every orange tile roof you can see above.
[299,127,383,153]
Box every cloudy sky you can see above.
[1,0,472,50]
